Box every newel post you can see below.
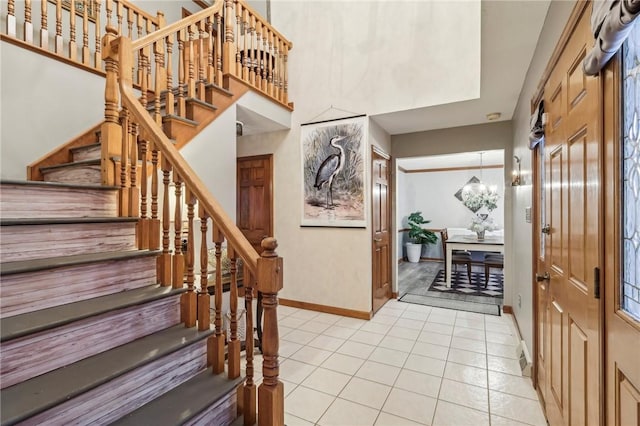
[101,26,122,187]
[257,238,284,426]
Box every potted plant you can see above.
[405,211,438,263]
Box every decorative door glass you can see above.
[622,23,640,321]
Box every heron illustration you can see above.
[313,135,348,209]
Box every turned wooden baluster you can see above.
[283,43,289,105]
[249,15,256,85]
[255,21,262,89]
[177,28,186,117]
[206,17,215,85]
[126,7,134,38]
[40,0,47,49]
[197,20,206,101]
[136,13,144,85]
[138,138,149,248]
[242,8,249,81]
[55,0,63,53]
[223,0,235,74]
[105,0,112,29]
[24,0,32,44]
[198,207,211,331]
[277,39,284,102]
[182,189,197,327]
[153,40,164,124]
[172,173,184,289]
[160,158,172,285]
[235,1,242,76]
[94,0,101,68]
[215,13,223,85]
[243,267,257,426]
[118,108,130,215]
[82,0,90,65]
[128,123,139,218]
[116,1,123,40]
[267,30,274,96]
[261,28,268,92]
[227,245,240,379]
[150,144,160,251]
[165,34,175,116]
[7,0,16,37]
[210,224,225,374]
[186,24,196,99]
[69,0,77,60]
[258,238,284,426]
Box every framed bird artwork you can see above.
[300,115,367,227]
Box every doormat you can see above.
[428,269,503,298]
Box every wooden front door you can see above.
[237,155,273,253]
[537,5,602,425]
[603,28,640,426]
[372,148,391,313]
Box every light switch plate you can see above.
[525,207,532,223]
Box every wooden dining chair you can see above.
[483,253,504,287]
[440,229,473,283]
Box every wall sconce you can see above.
[512,155,522,186]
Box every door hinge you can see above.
[594,267,600,299]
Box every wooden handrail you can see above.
[130,1,223,50]
[238,0,292,49]
[112,28,259,274]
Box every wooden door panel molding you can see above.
[372,149,391,313]
[617,371,640,426]
[569,317,588,426]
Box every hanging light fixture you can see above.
[462,152,499,215]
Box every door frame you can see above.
[371,145,392,313]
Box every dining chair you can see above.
[440,229,473,283]
[483,253,504,287]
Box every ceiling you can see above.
[372,0,551,135]
[397,149,504,171]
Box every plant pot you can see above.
[406,243,422,263]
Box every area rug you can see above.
[428,269,504,299]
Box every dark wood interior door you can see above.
[538,5,602,425]
[237,155,273,253]
[372,148,391,314]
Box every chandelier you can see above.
[462,152,499,213]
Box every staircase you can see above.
[0,179,243,425]
[1,1,289,424]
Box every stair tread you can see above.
[0,249,160,276]
[0,324,214,425]
[0,216,138,226]
[162,114,198,126]
[1,284,183,342]
[69,143,101,152]
[112,369,243,426]
[206,82,234,97]
[187,96,218,111]
[40,158,101,172]
[0,179,118,191]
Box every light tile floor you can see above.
[247,299,547,426]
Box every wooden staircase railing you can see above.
[102,1,284,423]
[3,0,164,72]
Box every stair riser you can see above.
[163,117,197,141]
[185,391,237,426]
[72,145,101,162]
[1,296,181,389]
[186,101,217,123]
[0,222,137,262]
[20,341,208,425]
[0,185,118,218]
[42,164,101,185]
[1,256,157,318]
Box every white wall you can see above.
[509,0,576,351]
[399,167,505,230]
[1,42,105,179]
